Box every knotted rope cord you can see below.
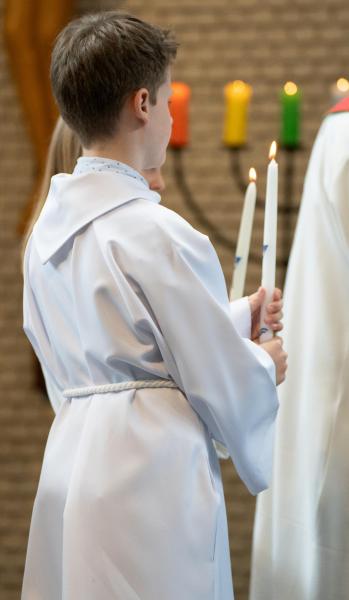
[63,379,178,398]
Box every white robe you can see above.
[249,113,349,600]
[22,159,278,600]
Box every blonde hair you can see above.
[22,117,81,258]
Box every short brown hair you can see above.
[50,12,177,147]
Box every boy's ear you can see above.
[133,88,150,124]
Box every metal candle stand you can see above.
[171,143,301,285]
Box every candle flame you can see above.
[249,167,257,182]
[232,80,247,92]
[284,81,298,96]
[269,141,277,160]
[336,77,349,92]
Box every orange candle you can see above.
[169,82,191,148]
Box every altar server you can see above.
[250,97,349,600]
[24,117,166,409]
[26,117,281,416]
[22,12,286,600]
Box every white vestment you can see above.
[250,113,349,600]
[22,158,278,600]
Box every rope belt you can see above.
[63,379,178,399]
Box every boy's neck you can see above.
[83,138,143,173]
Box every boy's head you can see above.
[51,12,177,154]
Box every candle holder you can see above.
[171,148,235,251]
[171,143,303,284]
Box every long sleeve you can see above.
[229,297,275,384]
[113,210,279,494]
[221,298,272,461]
[23,237,64,413]
[229,296,251,338]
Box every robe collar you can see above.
[73,156,149,186]
[33,157,161,264]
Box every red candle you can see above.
[169,82,190,148]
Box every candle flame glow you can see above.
[232,80,247,92]
[284,81,298,96]
[336,77,349,92]
[269,141,277,160]
[249,167,257,182]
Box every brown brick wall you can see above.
[1,1,349,598]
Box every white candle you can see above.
[260,141,278,342]
[230,168,257,300]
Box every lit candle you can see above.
[230,168,257,300]
[169,82,191,148]
[260,142,278,342]
[280,81,301,148]
[330,77,349,105]
[223,80,252,147]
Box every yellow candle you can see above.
[223,80,252,147]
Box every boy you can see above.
[22,12,286,600]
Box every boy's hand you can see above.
[260,336,288,385]
[248,287,283,341]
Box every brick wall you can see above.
[1,1,349,598]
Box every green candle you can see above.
[280,82,301,148]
